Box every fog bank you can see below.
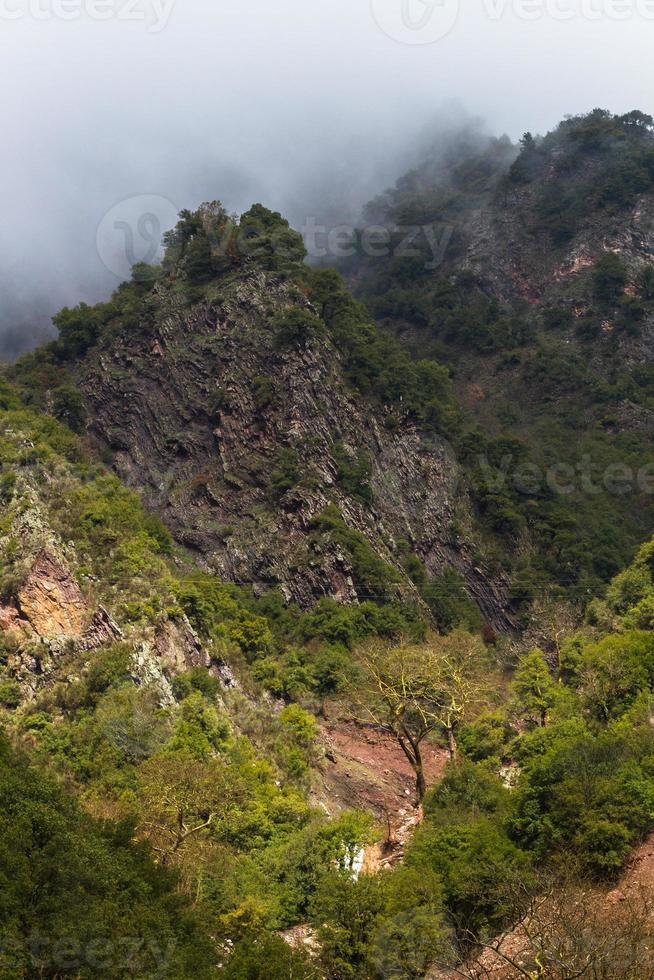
[1,0,652,355]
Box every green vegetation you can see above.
[593,252,628,303]
[332,440,373,505]
[2,364,654,976]
[345,110,654,605]
[303,266,459,435]
[6,128,654,975]
[510,109,654,242]
[270,447,302,496]
[0,732,218,978]
[309,505,403,599]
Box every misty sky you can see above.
[1,0,652,355]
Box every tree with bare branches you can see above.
[519,598,584,678]
[137,751,243,866]
[354,632,492,802]
[450,871,654,980]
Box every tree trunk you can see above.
[446,725,458,761]
[415,759,426,804]
[397,733,426,805]
[409,737,426,804]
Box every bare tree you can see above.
[519,598,584,678]
[447,872,654,980]
[354,632,491,802]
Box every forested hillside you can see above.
[349,109,654,604]
[3,109,654,978]
[1,372,654,977]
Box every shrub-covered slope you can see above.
[349,109,654,601]
[2,380,654,977]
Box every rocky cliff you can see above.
[78,264,512,629]
[0,432,216,700]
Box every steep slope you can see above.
[11,204,514,630]
[0,394,378,977]
[349,109,654,598]
[359,109,654,308]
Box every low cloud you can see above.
[0,0,651,356]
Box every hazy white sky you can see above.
[1,0,652,351]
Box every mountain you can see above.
[14,110,654,627]
[9,202,515,632]
[5,109,654,979]
[346,108,654,601]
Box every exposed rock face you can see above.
[0,470,218,699]
[0,477,124,693]
[462,176,654,317]
[3,564,123,697]
[16,549,87,638]
[0,605,21,632]
[153,616,210,674]
[79,271,514,630]
[79,606,123,651]
[0,478,91,641]
[132,641,176,706]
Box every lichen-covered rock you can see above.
[131,641,176,706]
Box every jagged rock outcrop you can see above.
[153,615,210,674]
[0,461,225,696]
[13,549,87,637]
[79,271,514,630]
[6,569,126,696]
[0,484,92,641]
[79,605,123,651]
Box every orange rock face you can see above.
[16,550,87,638]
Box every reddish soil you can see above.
[430,834,654,979]
[313,720,448,821]
[609,834,654,901]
